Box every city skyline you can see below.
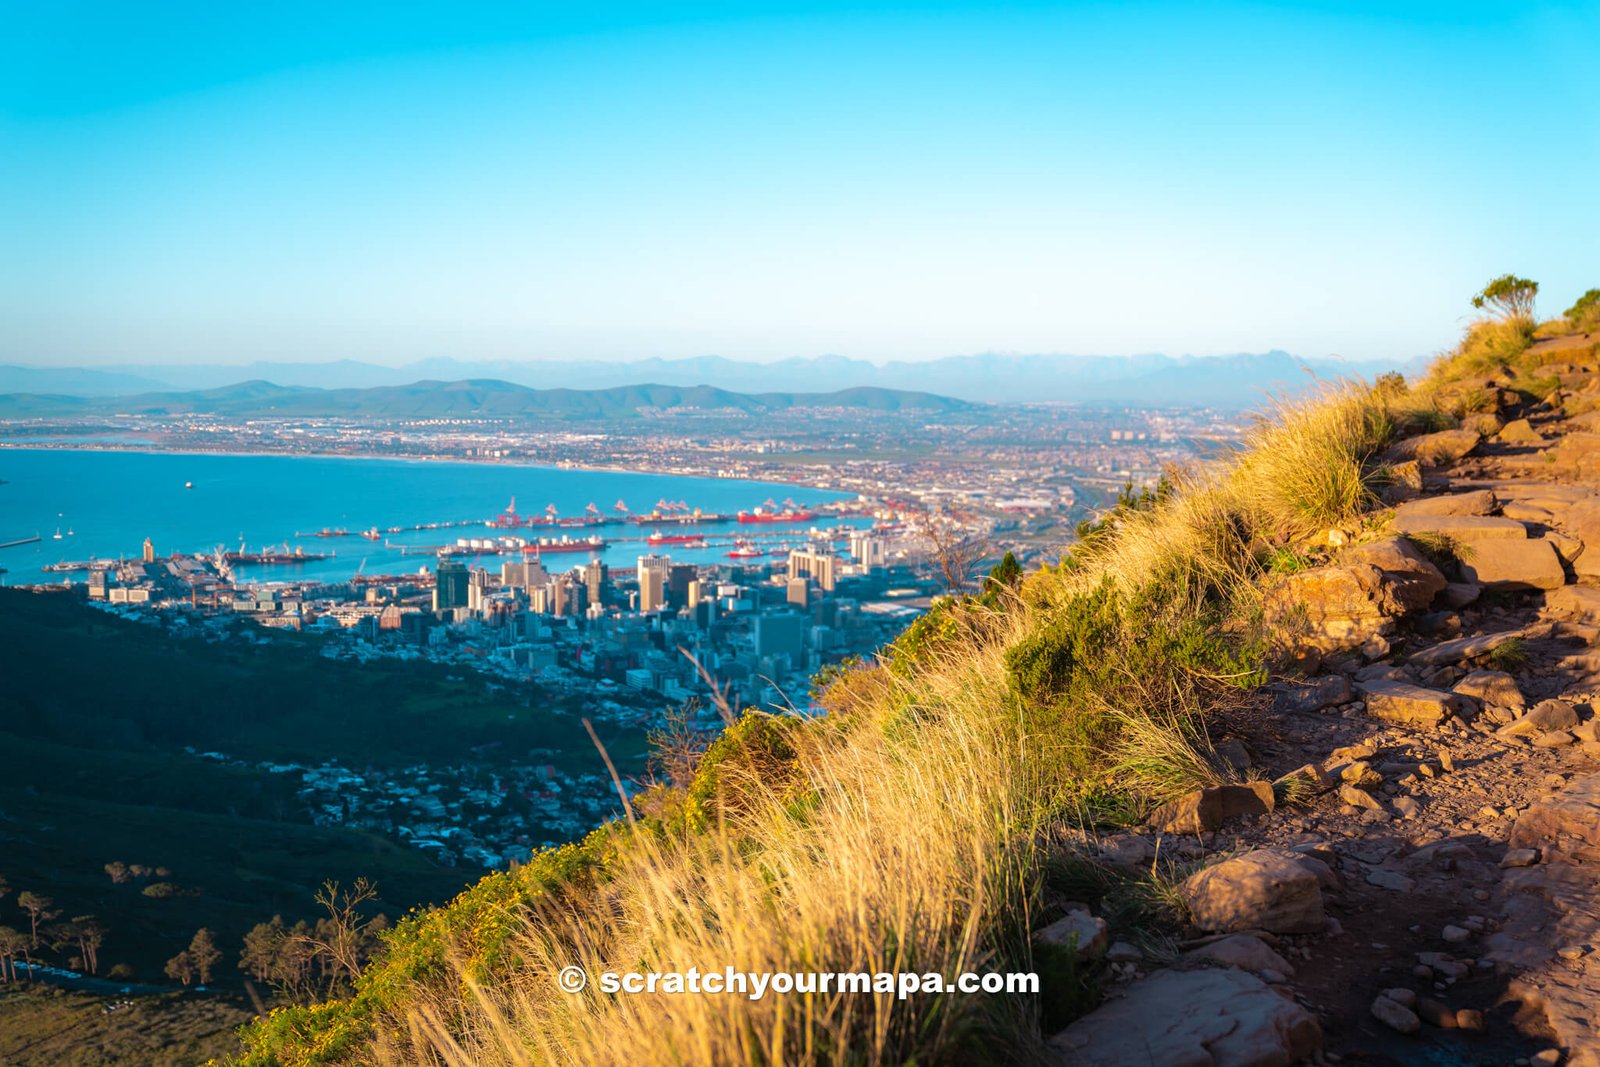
[3,2,1597,367]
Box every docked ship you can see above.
[725,540,763,559]
[522,535,606,555]
[737,498,814,524]
[629,498,726,526]
[646,532,706,546]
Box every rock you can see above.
[1331,740,1379,761]
[1357,678,1460,726]
[1392,795,1421,819]
[1270,674,1352,714]
[1499,700,1581,738]
[1545,584,1600,624]
[1384,429,1481,467]
[1182,851,1326,934]
[1500,848,1540,869]
[1455,1008,1485,1031]
[1183,933,1296,977]
[1393,490,1498,517]
[1441,581,1482,608]
[1442,924,1471,943]
[1148,782,1276,835]
[1408,630,1525,666]
[1048,967,1322,1067]
[1035,909,1110,960]
[1105,941,1143,963]
[1344,537,1448,610]
[1366,869,1416,892]
[1340,784,1384,810]
[1390,513,1529,541]
[1452,669,1526,710]
[1263,565,1399,658]
[1417,997,1457,1028]
[1533,730,1576,748]
[1509,773,1600,864]
[1338,760,1383,788]
[1458,537,1567,591]
[1382,987,1419,1008]
[1096,834,1156,868]
[1371,994,1422,1034]
[1274,763,1336,798]
[1498,418,1546,444]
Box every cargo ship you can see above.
[725,541,763,559]
[646,532,706,546]
[523,535,606,555]
[737,498,813,524]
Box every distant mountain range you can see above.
[0,380,974,420]
[0,351,1414,408]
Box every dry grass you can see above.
[379,619,1062,1067]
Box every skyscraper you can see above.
[433,559,470,613]
[637,554,672,612]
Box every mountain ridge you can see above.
[0,379,975,419]
[0,350,1413,407]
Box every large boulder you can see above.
[1383,429,1481,467]
[1183,933,1297,978]
[1342,537,1447,611]
[1035,908,1110,960]
[1182,851,1326,934]
[1392,490,1498,517]
[1148,783,1275,835]
[1269,674,1351,713]
[1457,537,1567,591]
[1390,514,1529,541]
[1048,968,1321,1067]
[1356,678,1461,726]
[1452,669,1525,710]
[1498,699,1579,739]
[1263,542,1445,658]
[1545,585,1600,624]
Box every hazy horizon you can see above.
[4,2,1597,368]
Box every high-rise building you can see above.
[786,578,810,607]
[754,612,806,659]
[467,566,494,611]
[787,550,838,592]
[637,554,672,612]
[433,559,470,613]
[142,537,155,563]
[849,533,886,569]
[668,563,697,610]
[580,561,609,609]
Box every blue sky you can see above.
[2,1,1596,366]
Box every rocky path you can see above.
[1050,374,1600,1066]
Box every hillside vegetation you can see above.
[233,283,1598,1066]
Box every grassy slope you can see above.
[0,986,255,1067]
[0,588,644,1032]
[212,309,1591,1065]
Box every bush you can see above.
[1566,288,1600,331]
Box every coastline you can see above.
[0,440,852,499]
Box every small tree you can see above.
[1472,274,1538,320]
[0,926,28,982]
[239,916,288,984]
[187,928,222,985]
[16,892,57,948]
[910,507,986,596]
[164,949,195,986]
[1566,288,1600,331]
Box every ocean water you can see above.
[0,449,859,585]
